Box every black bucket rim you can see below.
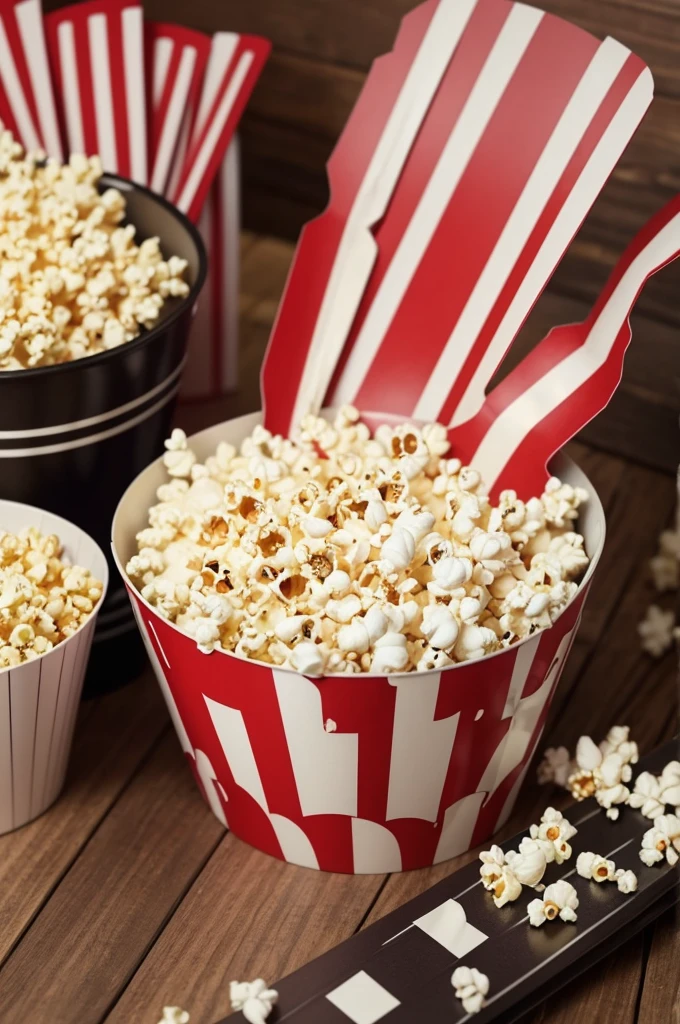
[0,171,208,382]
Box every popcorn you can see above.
[638,604,675,657]
[0,527,103,666]
[659,761,680,814]
[528,807,577,864]
[0,131,189,370]
[451,966,490,1014]
[157,1009,189,1024]
[537,746,572,787]
[627,772,665,819]
[615,869,639,894]
[576,851,616,882]
[229,979,278,1024]
[128,411,590,674]
[505,837,548,887]
[639,814,680,867]
[566,729,637,820]
[527,880,579,927]
[650,529,680,592]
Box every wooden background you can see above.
[42,0,680,468]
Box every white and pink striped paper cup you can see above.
[0,501,108,836]
[112,411,604,873]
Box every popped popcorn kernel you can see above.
[0,526,103,665]
[527,879,579,927]
[0,131,189,370]
[127,415,590,674]
[451,966,489,1014]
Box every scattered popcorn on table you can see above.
[505,837,548,887]
[451,966,490,1014]
[0,131,189,370]
[567,728,638,820]
[649,528,680,593]
[615,869,639,894]
[627,771,666,819]
[527,880,579,927]
[576,851,616,883]
[528,807,577,864]
[0,527,103,667]
[127,410,590,675]
[658,761,680,814]
[639,813,680,868]
[157,1009,189,1024]
[229,979,278,1024]
[537,745,572,787]
[638,604,675,657]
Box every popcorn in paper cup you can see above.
[0,501,108,836]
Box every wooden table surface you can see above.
[0,235,678,1024]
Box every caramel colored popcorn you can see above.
[0,527,103,667]
[0,130,189,370]
[126,408,590,675]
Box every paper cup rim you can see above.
[112,411,606,681]
[0,498,109,678]
[0,173,207,382]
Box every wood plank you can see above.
[637,908,680,1024]
[0,731,224,1024]
[0,670,167,967]
[134,0,680,99]
[103,834,384,1024]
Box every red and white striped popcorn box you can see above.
[112,413,604,872]
[0,501,108,836]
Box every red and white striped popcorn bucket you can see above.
[0,502,108,836]
[112,412,604,873]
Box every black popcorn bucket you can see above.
[0,174,207,696]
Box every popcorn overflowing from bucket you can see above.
[126,407,590,674]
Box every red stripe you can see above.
[260,0,440,436]
[438,52,647,426]
[0,0,41,145]
[349,15,601,418]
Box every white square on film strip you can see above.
[413,899,488,957]
[326,970,401,1023]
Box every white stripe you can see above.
[330,4,543,412]
[0,382,179,458]
[175,50,253,215]
[0,357,185,439]
[450,66,654,429]
[122,7,147,184]
[57,21,85,154]
[15,0,63,160]
[0,15,40,151]
[152,36,173,107]
[88,14,118,172]
[193,31,239,140]
[150,46,197,195]
[473,208,680,489]
[414,37,631,422]
[221,136,240,390]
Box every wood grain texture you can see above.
[103,834,384,1024]
[0,671,166,968]
[637,907,680,1024]
[0,731,224,1024]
